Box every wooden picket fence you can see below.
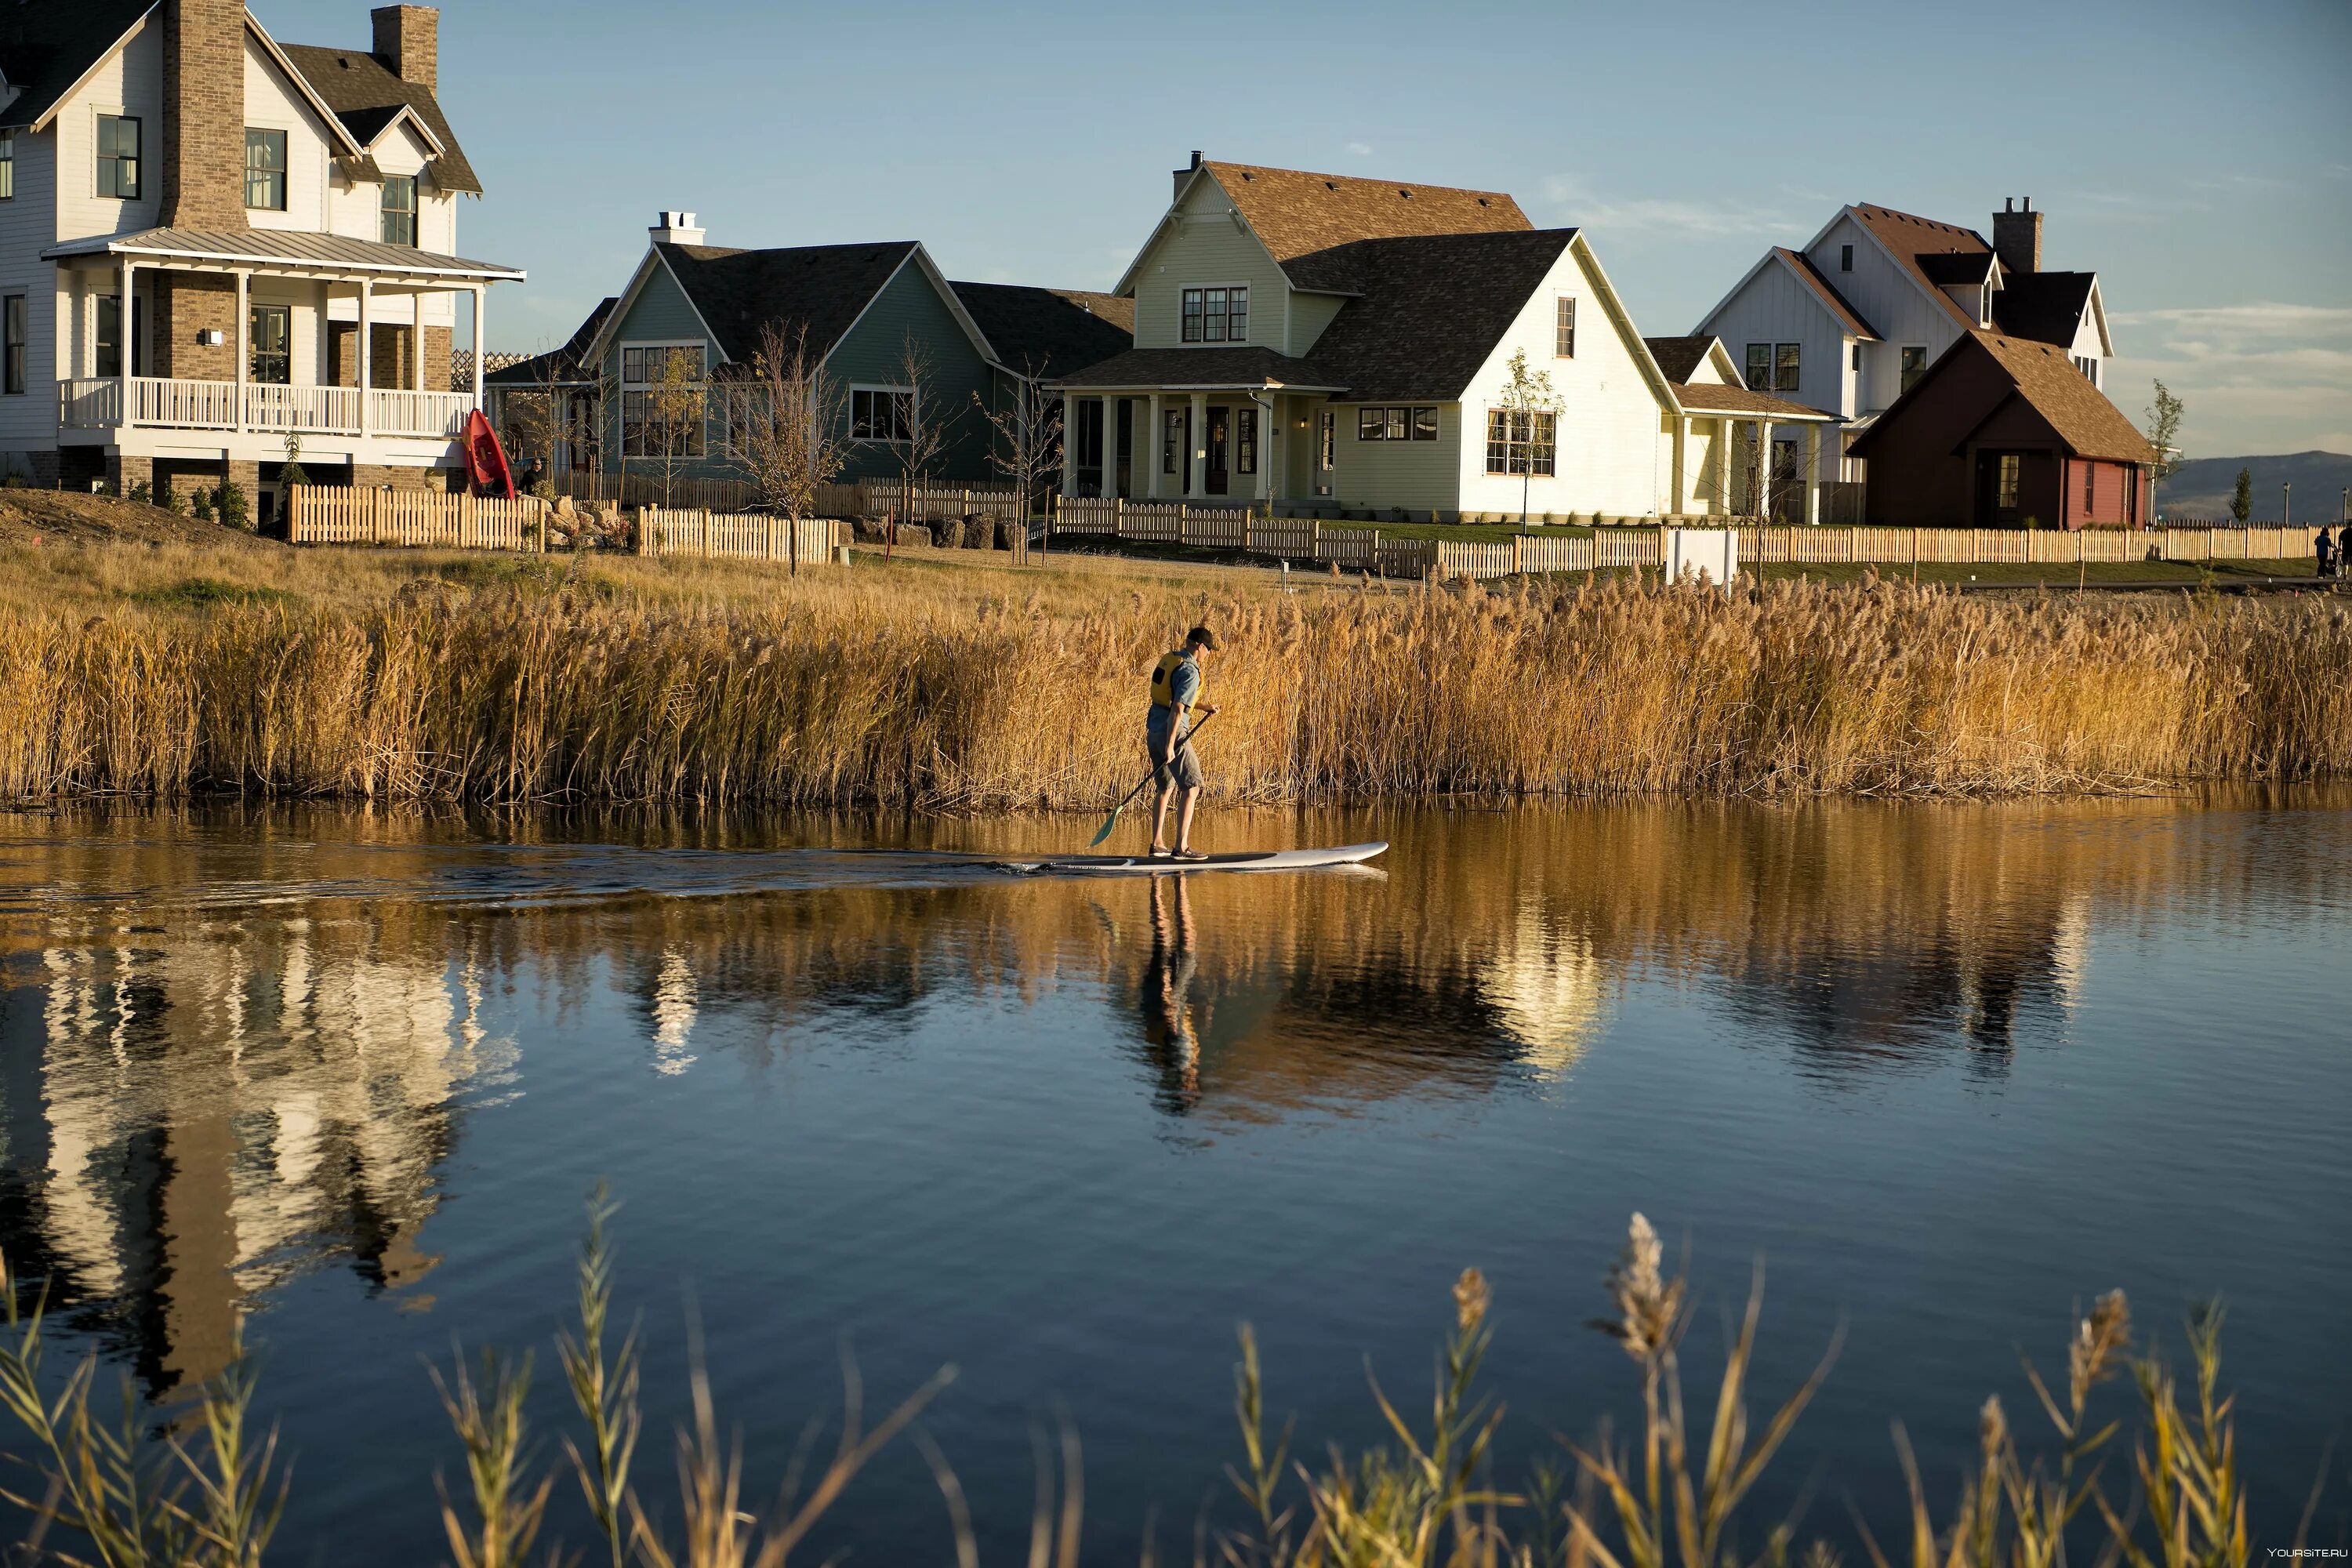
[637,509,847,564]
[288,485,552,550]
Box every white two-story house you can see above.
[1697,198,2114,496]
[1049,154,1828,523]
[0,0,521,507]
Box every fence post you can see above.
[1115,497,1126,539]
[1512,535,1524,575]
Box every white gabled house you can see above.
[1697,198,2114,498]
[1048,154,1828,523]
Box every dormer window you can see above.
[96,114,140,200]
[245,129,287,211]
[1181,285,1247,343]
[381,175,417,245]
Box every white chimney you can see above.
[650,210,706,245]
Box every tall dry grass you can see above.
[3,566,2348,803]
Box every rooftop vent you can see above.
[649,209,705,245]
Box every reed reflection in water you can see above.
[0,790,2345,1559]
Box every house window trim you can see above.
[1355,405,1439,442]
[619,339,710,459]
[846,381,916,445]
[1555,296,1576,358]
[249,303,292,386]
[380,172,419,247]
[1773,342,1801,394]
[245,125,289,212]
[1178,282,1251,344]
[96,110,142,201]
[1838,243,1853,273]
[1483,406,1556,477]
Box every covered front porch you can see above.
[1664,383,1845,524]
[1051,350,1341,505]
[43,228,525,459]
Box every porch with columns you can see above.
[1662,390,1841,524]
[1054,383,1337,505]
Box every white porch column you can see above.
[1101,395,1120,497]
[410,292,426,394]
[1669,416,1688,521]
[357,278,373,436]
[1058,390,1076,494]
[1251,396,1272,503]
[1142,393,1163,499]
[118,257,135,425]
[1802,423,1822,525]
[470,287,485,407]
[234,270,249,434]
[1188,391,1207,498]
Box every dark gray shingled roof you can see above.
[486,297,619,387]
[655,240,923,366]
[950,283,1132,377]
[278,42,481,194]
[1991,271,2097,348]
[1643,336,1719,383]
[0,0,152,130]
[1297,229,1577,402]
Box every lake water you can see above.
[2,795,2347,1560]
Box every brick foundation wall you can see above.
[151,274,239,380]
[425,326,453,393]
[108,454,155,494]
[160,0,249,230]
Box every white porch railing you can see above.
[55,376,474,438]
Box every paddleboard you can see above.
[996,842,1387,877]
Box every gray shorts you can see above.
[1147,711,1203,790]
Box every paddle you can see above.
[1089,713,1216,848]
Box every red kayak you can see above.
[463,407,516,499]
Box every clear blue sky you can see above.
[258,0,2352,459]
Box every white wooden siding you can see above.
[1327,402,1461,512]
[0,122,60,452]
[1802,213,1965,416]
[54,16,162,242]
[1456,241,1668,518]
[241,32,336,234]
[1696,254,1852,419]
[1128,173,1290,351]
[1287,291,1345,358]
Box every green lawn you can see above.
[1748,558,2322,587]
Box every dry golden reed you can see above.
[3,565,2347,804]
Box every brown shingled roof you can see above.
[1848,205,1992,330]
[1200,161,1530,274]
[1643,336,1719,383]
[1775,249,1879,339]
[1672,382,1836,420]
[1969,331,2152,463]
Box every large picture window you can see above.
[1484,408,1555,476]
[97,114,140,200]
[245,129,287,211]
[1356,405,1437,441]
[1180,285,1249,343]
[381,174,417,245]
[249,305,291,385]
[620,343,708,458]
[848,385,913,443]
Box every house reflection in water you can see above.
[0,915,513,1401]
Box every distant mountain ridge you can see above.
[2161,451,2352,524]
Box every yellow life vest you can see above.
[1149,649,1202,710]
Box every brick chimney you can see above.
[372,5,438,89]
[1993,196,2042,275]
[158,0,248,231]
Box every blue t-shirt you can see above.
[1167,655,1202,713]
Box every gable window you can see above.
[249,305,291,385]
[620,343,709,458]
[381,174,417,246]
[245,129,288,211]
[1555,297,1576,358]
[1181,285,1248,343]
[1773,343,1800,393]
[1996,453,2021,510]
[1356,406,1437,441]
[2,296,22,394]
[2073,354,2099,385]
[0,133,13,201]
[1900,346,1927,394]
[1484,408,1555,476]
[1317,408,1335,470]
[97,114,140,200]
[1839,243,1853,273]
[1744,343,1771,391]
[848,384,913,443]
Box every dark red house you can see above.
[1849,330,2153,528]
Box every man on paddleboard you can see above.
[1147,626,1218,860]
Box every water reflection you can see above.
[0,790,2340,1406]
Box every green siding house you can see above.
[550,212,1128,489]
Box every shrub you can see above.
[123,479,153,506]
[217,480,251,532]
[191,486,216,521]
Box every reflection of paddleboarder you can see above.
[1142,875,1200,1110]
[1147,626,1219,861]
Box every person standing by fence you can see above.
[2318,526,2336,580]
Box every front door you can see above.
[1976,450,2025,526]
[1205,406,1230,495]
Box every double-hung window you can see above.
[2,296,24,394]
[1483,408,1555,476]
[0,133,13,201]
[381,175,417,245]
[1180,285,1248,343]
[1773,343,1800,393]
[249,305,291,385]
[245,129,287,211]
[1555,297,1576,358]
[1744,343,1772,391]
[1900,346,1927,395]
[97,115,140,200]
[620,344,708,457]
[848,385,913,443]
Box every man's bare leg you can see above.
[1149,779,1176,853]
[1174,787,1200,854]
